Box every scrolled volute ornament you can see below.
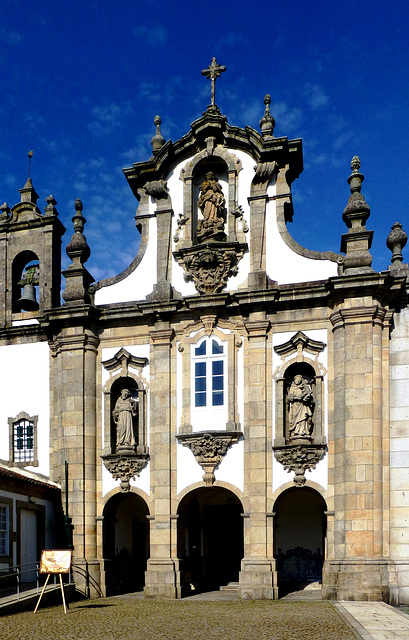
[273,444,327,486]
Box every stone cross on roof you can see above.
[201,57,226,110]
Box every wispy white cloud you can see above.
[0,26,22,44]
[304,84,329,110]
[133,24,168,47]
[88,102,132,137]
[24,112,46,129]
[272,102,303,133]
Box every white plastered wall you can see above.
[101,344,150,497]
[272,329,328,493]
[94,200,158,305]
[265,183,338,284]
[389,305,409,602]
[0,342,50,476]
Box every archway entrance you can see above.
[103,493,149,596]
[274,487,326,597]
[177,487,243,595]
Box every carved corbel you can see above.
[101,452,149,492]
[273,443,327,486]
[176,430,242,487]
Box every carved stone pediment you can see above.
[176,430,242,486]
[101,452,149,492]
[173,242,247,295]
[273,443,327,487]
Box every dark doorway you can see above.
[103,493,149,596]
[274,487,326,597]
[177,487,243,596]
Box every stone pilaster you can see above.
[50,320,100,596]
[144,327,181,598]
[239,318,278,599]
[323,303,391,601]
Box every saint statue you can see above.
[113,389,137,451]
[197,172,226,242]
[287,374,313,439]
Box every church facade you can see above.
[1,60,409,604]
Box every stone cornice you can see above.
[330,305,387,330]
[149,328,175,346]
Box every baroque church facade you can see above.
[1,59,409,604]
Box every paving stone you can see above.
[0,597,358,640]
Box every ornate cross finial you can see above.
[201,57,226,111]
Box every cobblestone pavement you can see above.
[0,597,359,640]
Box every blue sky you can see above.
[0,1,408,282]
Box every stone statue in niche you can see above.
[287,374,314,439]
[197,172,226,243]
[113,389,137,451]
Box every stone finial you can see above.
[340,156,373,273]
[259,94,275,138]
[19,177,39,205]
[342,155,370,229]
[387,222,407,264]
[44,195,58,216]
[151,116,165,155]
[0,202,10,223]
[62,198,94,304]
[66,198,90,265]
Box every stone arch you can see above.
[273,485,327,597]
[102,491,150,596]
[176,485,244,596]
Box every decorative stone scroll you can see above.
[173,242,247,295]
[176,430,242,487]
[101,453,149,492]
[273,443,327,487]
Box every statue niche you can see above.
[196,171,226,243]
[287,373,314,441]
[113,388,138,453]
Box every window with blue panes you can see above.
[193,338,225,408]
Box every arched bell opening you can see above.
[12,251,40,313]
[177,486,243,596]
[102,492,150,596]
[273,487,327,598]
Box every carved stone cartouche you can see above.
[173,242,246,295]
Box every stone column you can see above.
[144,327,181,598]
[323,303,390,601]
[50,323,100,597]
[238,318,278,599]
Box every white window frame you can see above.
[191,335,227,430]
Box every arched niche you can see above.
[178,147,245,247]
[102,349,149,455]
[273,332,326,447]
[12,251,40,313]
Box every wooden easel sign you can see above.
[34,550,72,614]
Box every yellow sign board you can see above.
[39,549,72,574]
